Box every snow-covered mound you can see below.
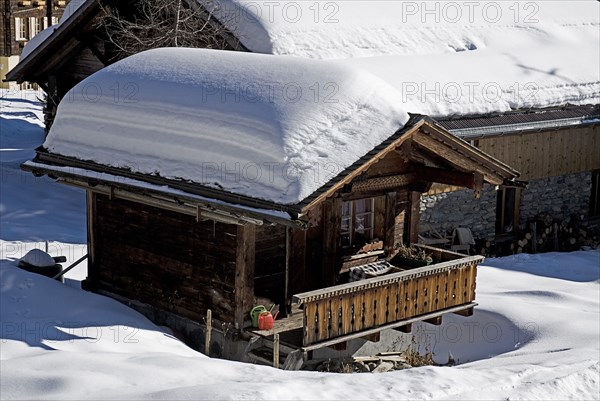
[44,48,409,205]
[1,244,598,400]
[214,0,600,59]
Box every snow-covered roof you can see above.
[44,48,409,205]
[214,1,599,59]
[348,37,600,117]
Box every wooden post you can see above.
[322,198,342,287]
[205,309,212,356]
[530,222,537,254]
[407,191,421,245]
[234,224,256,330]
[273,333,280,369]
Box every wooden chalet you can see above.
[4,0,243,130]
[0,0,72,89]
[24,115,520,366]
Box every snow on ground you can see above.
[1,91,599,399]
[0,90,86,243]
[44,48,409,205]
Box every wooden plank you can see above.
[411,165,476,189]
[363,289,376,330]
[329,296,341,338]
[301,302,477,350]
[235,224,256,330]
[340,293,355,336]
[303,301,318,346]
[316,300,329,342]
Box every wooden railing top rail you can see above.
[293,254,484,305]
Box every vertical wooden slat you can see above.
[329,296,341,338]
[304,301,318,345]
[340,293,355,335]
[316,301,329,342]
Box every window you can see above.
[29,17,43,38]
[495,187,521,234]
[590,170,600,218]
[15,18,27,41]
[341,198,374,248]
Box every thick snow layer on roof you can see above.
[214,0,600,59]
[349,38,600,117]
[44,48,409,205]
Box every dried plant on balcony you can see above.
[394,243,433,263]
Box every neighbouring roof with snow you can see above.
[44,48,409,205]
[214,1,600,59]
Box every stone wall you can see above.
[420,171,593,240]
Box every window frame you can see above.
[15,18,28,41]
[341,198,375,249]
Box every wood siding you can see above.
[254,224,286,306]
[90,194,239,323]
[477,125,600,180]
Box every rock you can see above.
[372,361,395,373]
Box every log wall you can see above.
[254,224,286,306]
[89,193,239,323]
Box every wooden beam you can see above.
[453,307,474,317]
[352,173,417,192]
[362,332,381,343]
[395,324,412,333]
[413,131,506,185]
[424,316,443,326]
[412,165,476,189]
[234,224,256,329]
[301,122,423,212]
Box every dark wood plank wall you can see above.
[254,224,286,306]
[90,194,239,323]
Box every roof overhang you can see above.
[21,157,305,229]
[298,117,521,212]
[5,0,101,84]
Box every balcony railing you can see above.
[293,245,483,347]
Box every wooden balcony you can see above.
[292,245,482,348]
